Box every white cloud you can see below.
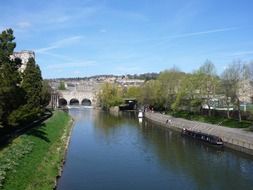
[168,27,238,39]
[35,35,83,53]
[45,60,96,69]
[17,21,31,29]
[230,51,253,57]
[47,16,71,24]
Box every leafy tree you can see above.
[22,58,43,109]
[123,86,141,100]
[140,80,164,110]
[172,73,202,112]
[0,29,16,65]
[221,61,247,122]
[197,61,218,116]
[8,58,43,126]
[41,80,52,108]
[220,78,233,119]
[98,83,123,110]
[0,28,50,127]
[0,29,23,125]
[158,68,185,110]
[58,81,66,90]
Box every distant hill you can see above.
[47,72,159,81]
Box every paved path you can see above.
[145,112,253,155]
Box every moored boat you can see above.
[138,111,143,118]
[181,128,223,146]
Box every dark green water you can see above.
[57,109,253,190]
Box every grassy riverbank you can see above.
[0,110,72,190]
[170,111,252,129]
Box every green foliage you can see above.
[0,29,16,64]
[0,29,23,125]
[7,105,40,126]
[1,111,72,189]
[98,83,123,110]
[123,86,141,100]
[221,61,246,121]
[249,126,253,132]
[41,80,52,108]
[170,110,252,128]
[0,138,34,188]
[140,80,165,110]
[21,58,43,108]
[58,81,66,90]
[0,29,50,127]
[7,58,44,126]
[173,73,199,110]
[157,68,185,110]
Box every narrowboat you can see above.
[181,128,223,146]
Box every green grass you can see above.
[170,111,252,129]
[0,110,72,190]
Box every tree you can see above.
[221,61,246,122]
[8,58,43,126]
[123,86,141,100]
[41,80,52,108]
[22,58,43,109]
[220,77,233,119]
[158,68,185,110]
[0,29,23,126]
[172,73,202,112]
[0,29,16,65]
[98,83,123,110]
[140,80,164,110]
[198,60,218,116]
[58,81,66,90]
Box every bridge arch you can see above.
[81,98,92,106]
[59,98,67,107]
[69,98,79,105]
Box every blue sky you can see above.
[1,0,253,78]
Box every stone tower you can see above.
[11,50,35,72]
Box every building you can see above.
[10,50,35,72]
[115,78,145,87]
[238,80,253,104]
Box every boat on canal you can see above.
[138,110,143,118]
[181,128,223,147]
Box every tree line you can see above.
[98,60,253,122]
[48,72,159,82]
[0,29,51,128]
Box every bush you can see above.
[248,126,253,132]
[8,105,41,126]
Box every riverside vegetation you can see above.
[0,29,51,131]
[0,111,72,190]
[0,29,71,189]
[98,61,253,129]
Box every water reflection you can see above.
[57,109,253,190]
[140,121,253,189]
[93,111,138,134]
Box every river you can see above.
[57,108,253,190]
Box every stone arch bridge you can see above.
[51,90,98,107]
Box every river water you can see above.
[57,108,253,190]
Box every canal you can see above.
[57,109,253,190]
